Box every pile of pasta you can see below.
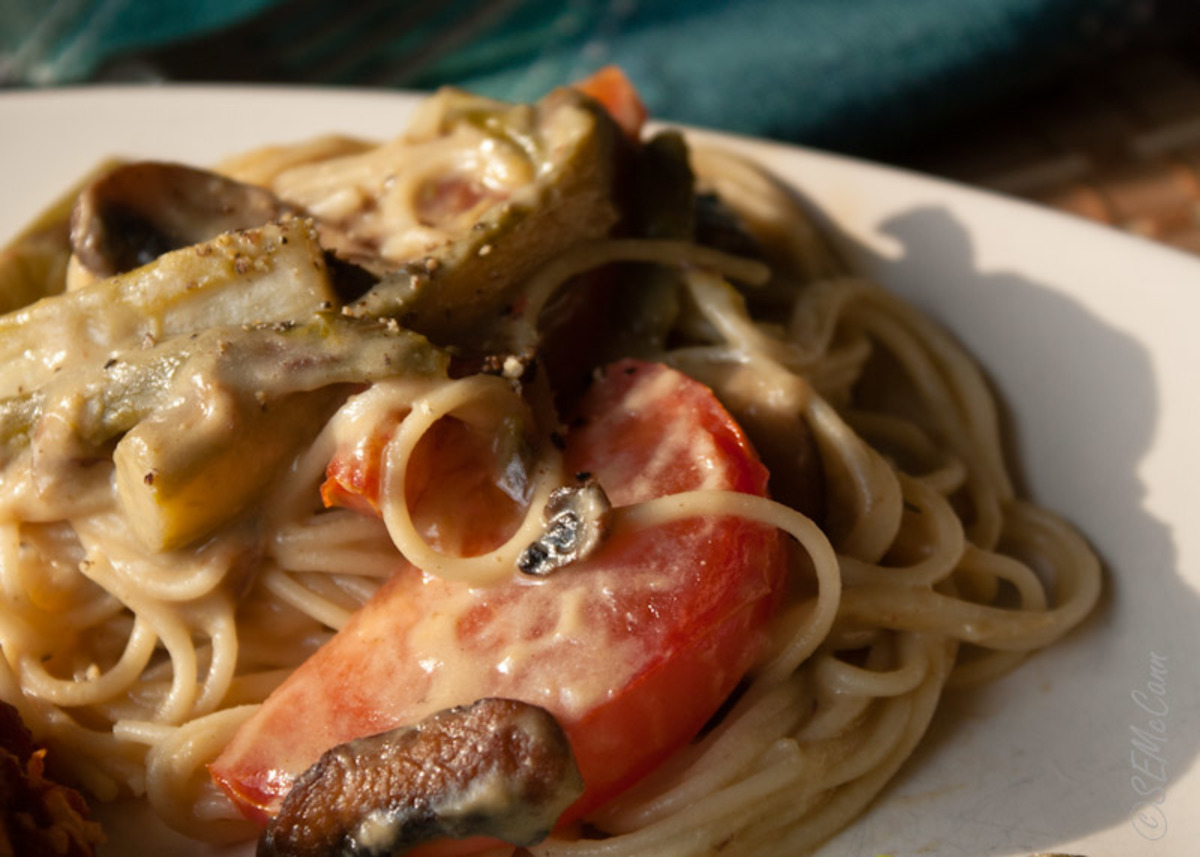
[0,72,1100,855]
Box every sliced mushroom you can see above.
[68,161,293,284]
[258,698,583,857]
[518,477,612,576]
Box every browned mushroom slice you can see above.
[518,477,612,576]
[69,161,293,282]
[258,698,583,857]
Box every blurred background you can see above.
[3,0,1200,254]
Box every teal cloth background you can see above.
[1,0,1195,156]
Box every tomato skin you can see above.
[320,414,396,516]
[572,66,648,140]
[211,360,786,843]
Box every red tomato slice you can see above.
[572,66,648,140]
[210,360,786,843]
[324,413,528,557]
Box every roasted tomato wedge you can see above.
[573,66,647,140]
[211,360,787,842]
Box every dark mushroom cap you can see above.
[69,161,293,278]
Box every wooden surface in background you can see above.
[907,44,1200,256]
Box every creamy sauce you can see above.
[270,124,534,263]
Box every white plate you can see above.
[2,86,1199,857]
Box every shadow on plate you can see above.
[813,202,1196,855]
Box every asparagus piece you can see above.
[0,314,444,550]
[344,87,621,348]
[111,314,446,551]
[0,218,338,399]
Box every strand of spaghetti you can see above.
[838,549,1097,652]
[862,287,1012,499]
[30,702,145,800]
[848,297,990,465]
[960,542,1050,611]
[727,649,926,854]
[219,668,293,708]
[690,145,845,283]
[328,572,381,606]
[737,636,954,856]
[612,489,839,681]
[272,537,400,579]
[145,604,201,724]
[293,569,373,611]
[783,277,872,367]
[512,238,772,350]
[0,597,40,652]
[231,584,332,671]
[193,599,239,716]
[681,269,910,573]
[597,677,808,832]
[113,719,175,745]
[790,669,873,744]
[814,634,931,698]
[379,373,563,585]
[261,567,354,631]
[18,590,125,641]
[667,342,857,410]
[683,268,806,372]
[16,616,157,707]
[272,510,397,577]
[0,521,24,604]
[73,513,232,602]
[794,634,905,744]
[810,639,952,836]
[843,409,969,495]
[847,293,1010,548]
[534,739,808,857]
[808,680,917,794]
[804,394,903,562]
[994,500,1101,626]
[142,705,260,843]
[808,331,873,402]
[837,472,966,588]
[1005,498,1103,607]
[263,376,441,532]
[680,263,904,572]
[73,550,207,723]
